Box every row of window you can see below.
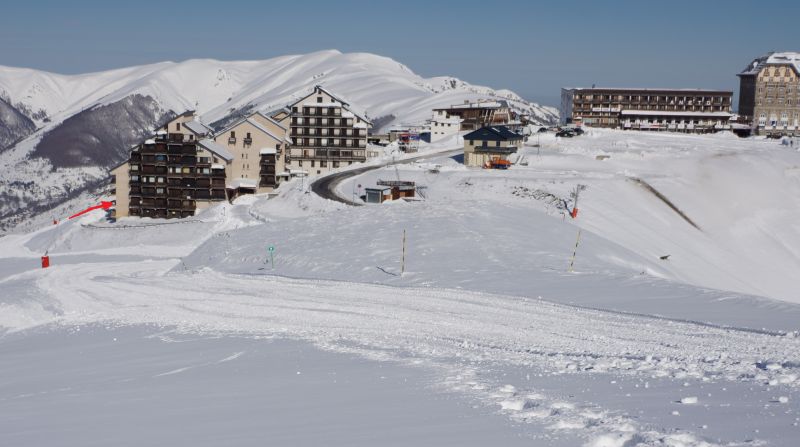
[757,98,800,106]
[293,106,343,116]
[296,160,355,168]
[293,138,366,147]
[575,95,729,103]
[292,117,353,126]
[293,127,363,136]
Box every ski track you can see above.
[16,260,800,446]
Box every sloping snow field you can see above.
[1,130,799,446]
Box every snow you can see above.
[2,128,800,445]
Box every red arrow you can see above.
[68,201,113,220]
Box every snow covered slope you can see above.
[0,50,557,234]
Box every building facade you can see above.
[463,126,523,167]
[112,111,290,219]
[738,52,800,136]
[561,88,733,133]
[430,109,463,140]
[274,85,372,176]
[433,100,513,131]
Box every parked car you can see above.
[556,130,574,138]
[571,127,585,135]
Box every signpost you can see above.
[267,245,275,269]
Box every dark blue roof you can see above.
[464,126,523,142]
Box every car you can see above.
[571,127,585,135]
[556,130,574,138]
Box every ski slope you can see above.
[1,130,800,446]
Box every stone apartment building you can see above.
[273,85,372,176]
[737,52,800,136]
[561,87,733,133]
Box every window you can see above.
[470,140,474,145]
[156,188,165,194]
[246,132,251,139]
[176,123,181,130]
[231,131,236,138]
[317,97,323,103]
[311,160,315,167]
[298,160,303,167]
[321,160,327,167]
[495,141,500,147]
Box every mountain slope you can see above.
[0,50,557,234]
[0,96,35,151]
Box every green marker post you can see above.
[268,245,275,269]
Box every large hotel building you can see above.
[738,52,800,136]
[561,87,733,133]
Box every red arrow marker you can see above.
[68,201,113,220]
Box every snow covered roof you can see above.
[198,138,234,162]
[144,139,155,145]
[740,52,800,76]
[464,126,523,142]
[353,122,368,129]
[182,120,213,136]
[246,119,292,144]
[228,178,257,189]
[211,163,226,170]
[217,112,289,140]
[620,110,732,118]
[259,148,277,155]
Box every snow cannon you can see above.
[571,208,579,219]
[41,256,50,269]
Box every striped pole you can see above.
[568,229,582,272]
[401,229,406,275]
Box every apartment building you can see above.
[738,52,800,136]
[561,88,733,133]
[430,108,463,140]
[112,111,290,219]
[214,111,291,196]
[111,112,229,219]
[273,85,372,176]
[433,100,513,131]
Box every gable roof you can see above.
[217,111,290,142]
[464,126,523,142]
[287,85,372,126]
[197,138,234,162]
[245,118,292,144]
[182,120,213,136]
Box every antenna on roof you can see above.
[591,83,596,89]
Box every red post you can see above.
[53,220,58,225]
[571,208,579,219]
[41,256,50,269]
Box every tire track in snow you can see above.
[21,262,800,446]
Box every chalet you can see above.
[463,126,523,168]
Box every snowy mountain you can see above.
[0,50,558,234]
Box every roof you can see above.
[182,120,213,136]
[620,110,733,118]
[563,87,732,94]
[197,138,234,162]
[228,178,257,189]
[289,85,372,126]
[246,118,292,144]
[259,148,277,155]
[739,52,800,76]
[464,126,523,142]
[217,112,291,144]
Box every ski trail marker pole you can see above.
[401,229,406,275]
[568,229,582,272]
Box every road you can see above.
[310,148,462,205]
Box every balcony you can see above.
[243,137,253,145]
[228,137,237,144]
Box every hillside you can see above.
[0,50,558,234]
